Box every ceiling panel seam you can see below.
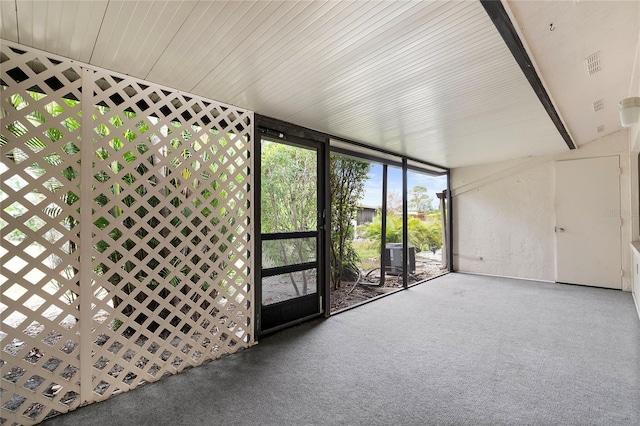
[191,0,329,99]
[187,0,280,93]
[197,1,362,98]
[286,35,506,122]
[233,2,482,112]
[195,0,381,98]
[88,0,110,64]
[13,0,18,43]
[143,0,199,80]
[225,1,432,105]
[154,1,250,91]
[146,1,230,84]
[298,64,528,126]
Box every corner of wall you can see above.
[451,158,556,282]
[452,132,632,288]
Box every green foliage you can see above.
[360,214,402,244]
[351,240,380,271]
[360,212,442,253]
[260,142,318,296]
[409,212,443,252]
[329,155,370,289]
[260,148,371,291]
[261,142,317,233]
[409,185,434,213]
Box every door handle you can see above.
[318,209,326,231]
[555,227,565,233]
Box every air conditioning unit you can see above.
[384,243,416,275]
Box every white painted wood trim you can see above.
[633,292,640,323]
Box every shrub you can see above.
[359,213,442,253]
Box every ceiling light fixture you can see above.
[619,97,640,127]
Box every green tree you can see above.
[329,155,370,289]
[410,185,433,213]
[261,142,317,296]
[260,147,370,292]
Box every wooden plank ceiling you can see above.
[1,0,575,168]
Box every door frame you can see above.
[254,115,331,336]
[554,155,622,289]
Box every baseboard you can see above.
[633,292,640,323]
[455,271,555,284]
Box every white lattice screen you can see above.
[0,41,254,425]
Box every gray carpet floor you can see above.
[42,273,640,426]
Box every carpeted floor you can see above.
[42,273,640,426]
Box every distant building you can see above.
[357,206,378,226]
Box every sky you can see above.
[360,164,447,208]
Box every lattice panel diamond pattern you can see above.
[89,69,252,400]
[0,41,253,425]
[1,45,84,424]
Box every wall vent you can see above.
[596,124,605,133]
[585,52,601,76]
[592,99,604,112]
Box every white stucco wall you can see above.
[452,130,633,292]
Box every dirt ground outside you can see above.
[330,252,448,312]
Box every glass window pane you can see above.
[261,139,317,233]
[262,269,317,305]
[354,163,383,278]
[384,166,405,281]
[407,170,448,284]
[262,237,316,268]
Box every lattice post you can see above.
[78,66,96,405]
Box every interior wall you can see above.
[452,130,632,291]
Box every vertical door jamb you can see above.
[447,170,454,272]
[322,141,331,317]
[402,158,408,288]
[380,165,388,287]
[253,130,263,336]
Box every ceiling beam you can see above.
[481,0,576,150]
